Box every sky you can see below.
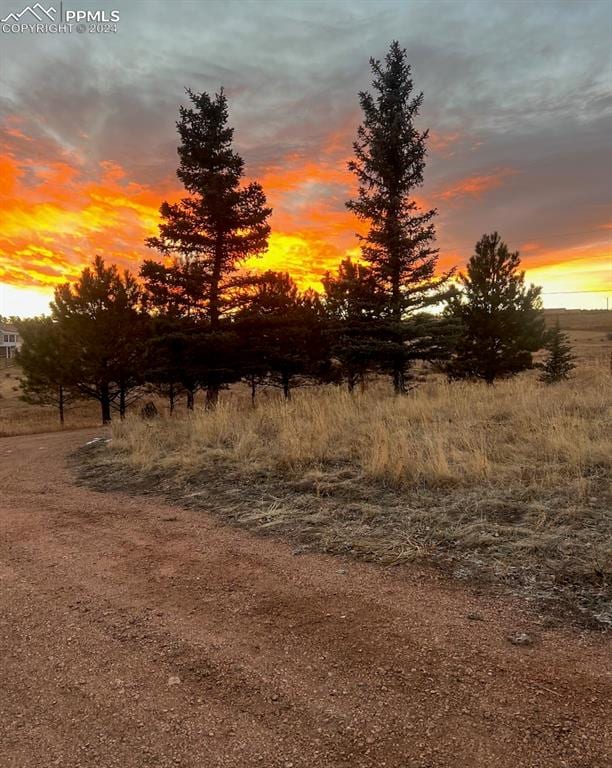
[0,0,611,317]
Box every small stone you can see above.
[167,675,181,686]
[508,632,533,646]
[467,612,484,621]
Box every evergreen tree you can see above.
[17,317,81,426]
[236,272,329,400]
[140,257,210,318]
[347,41,451,392]
[322,258,381,322]
[447,232,545,383]
[52,256,147,423]
[322,258,382,391]
[143,316,193,411]
[146,88,272,405]
[539,322,576,383]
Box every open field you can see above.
[1,429,611,767]
[542,308,612,365]
[81,362,612,627]
[543,308,612,333]
[2,309,611,437]
[0,362,100,437]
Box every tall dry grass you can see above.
[0,363,101,437]
[0,403,102,437]
[112,366,610,500]
[96,365,610,624]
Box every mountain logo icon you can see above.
[1,3,56,22]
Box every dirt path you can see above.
[0,429,610,768]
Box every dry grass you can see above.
[78,363,612,627]
[112,368,609,496]
[4,308,609,436]
[542,308,612,366]
[0,401,100,437]
[0,363,100,437]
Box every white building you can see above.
[0,324,21,361]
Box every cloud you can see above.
[0,0,610,303]
[436,168,518,202]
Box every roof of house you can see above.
[0,324,19,334]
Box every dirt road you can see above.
[1,429,610,767]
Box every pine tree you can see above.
[447,232,545,383]
[143,316,195,411]
[17,317,81,426]
[52,256,147,423]
[236,272,329,400]
[347,41,451,393]
[146,88,272,405]
[140,257,210,318]
[539,322,576,383]
[322,258,381,322]
[322,258,382,391]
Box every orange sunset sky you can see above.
[0,1,610,316]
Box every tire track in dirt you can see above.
[0,429,610,767]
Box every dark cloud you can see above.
[1,0,611,280]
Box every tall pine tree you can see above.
[347,41,451,393]
[146,88,272,405]
[447,232,545,383]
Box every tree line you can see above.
[17,42,573,425]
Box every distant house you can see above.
[0,324,21,362]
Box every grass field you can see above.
[81,359,611,627]
[2,309,611,437]
[542,309,612,365]
[0,362,99,437]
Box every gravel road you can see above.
[1,429,610,767]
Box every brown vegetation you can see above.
[542,309,612,364]
[0,363,99,437]
[83,362,611,626]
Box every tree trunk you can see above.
[393,364,406,395]
[347,371,356,394]
[250,376,257,407]
[119,383,126,419]
[100,384,111,425]
[58,384,65,427]
[168,382,175,414]
[205,384,219,410]
[282,372,291,400]
[186,388,194,410]
[390,232,405,395]
[205,238,223,406]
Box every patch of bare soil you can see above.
[1,429,611,768]
[77,445,611,629]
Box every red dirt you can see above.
[1,429,610,767]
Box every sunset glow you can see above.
[1,119,609,317]
[1,1,610,317]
